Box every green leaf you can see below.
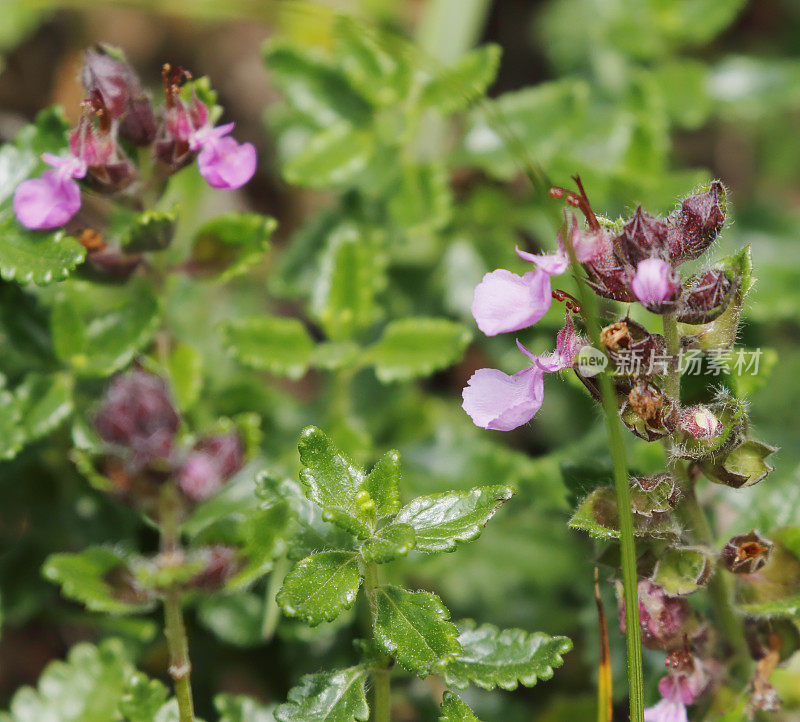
[394,485,514,553]
[386,163,453,236]
[0,639,133,722]
[363,449,401,517]
[14,106,70,157]
[263,40,373,127]
[189,212,276,282]
[311,225,385,340]
[222,316,316,380]
[0,387,25,460]
[652,546,714,596]
[216,694,277,722]
[284,123,374,189]
[361,523,415,563]
[42,546,154,615]
[569,486,681,541]
[701,439,778,489]
[438,691,482,722]
[650,60,712,130]
[372,585,461,675]
[419,44,501,114]
[297,426,373,538]
[197,592,264,648]
[275,666,369,722]
[444,621,572,691]
[119,673,170,722]
[51,279,161,377]
[365,318,472,383]
[121,208,177,253]
[0,144,36,206]
[14,371,74,441]
[277,551,361,626]
[0,212,85,285]
[165,343,202,411]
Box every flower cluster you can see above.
[94,368,245,504]
[13,45,256,232]
[461,178,728,432]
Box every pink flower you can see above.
[190,122,256,190]
[462,313,582,431]
[517,312,581,372]
[471,269,552,336]
[515,246,569,275]
[631,258,678,306]
[13,153,87,230]
[462,367,544,431]
[645,657,708,722]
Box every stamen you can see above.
[549,176,600,231]
[552,288,582,314]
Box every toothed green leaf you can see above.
[438,692,482,722]
[275,666,369,722]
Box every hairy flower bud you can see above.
[619,207,669,266]
[680,406,723,440]
[82,45,143,119]
[720,531,773,575]
[94,370,180,468]
[676,269,734,324]
[631,258,680,311]
[120,96,157,146]
[668,181,726,264]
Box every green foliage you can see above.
[372,584,461,675]
[444,621,573,691]
[438,692,482,722]
[121,208,178,253]
[274,667,370,722]
[651,546,714,596]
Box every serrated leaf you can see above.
[365,318,472,383]
[297,426,373,538]
[51,279,160,377]
[419,44,501,114]
[373,585,461,675]
[275,666,369,722]
[361,523,415,563]
[189,212,276,282]
[0,639,132,722]
[312,225,385,340]
[277,551,361,626]
[652,546,714,596]
[569,486,681,540]
[0,212,86,285]
[121,208,177,252]
[14,371,73,441]
[42,546,154,615]
[445,621,572,691]
[264,41,373,127]
[395,485,514,553]
[284,123,374,189]
[216,694,277,722]
[363,449,401,517]
[222,315,316,380]
[386,163,452,236]
[438,691,482,722]
[119,673,170,722]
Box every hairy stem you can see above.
[564,244,644,722]
[363,561,391,722]
[661,314,748,664]
[261,555,291,642]
[159,485,195,722]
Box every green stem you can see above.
[363,561,391,722]
[564,244,644,722]
[159,486,195,722]
[261,555,291,642]
[661,314,748,665]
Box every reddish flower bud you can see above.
[177,432,244,501]
[676,269,734,324]
[619,207,669,266]
[720,531,773,575]
[81,45,143,120]
[196,432,244,479]
[120,96,156,146]
[94,370,180,468]
[679,406,723,440]
[668,181,726,264]
[631,258,680,312]
[190,545,241,591]
[69,116,113,167]
[618,580,692,650]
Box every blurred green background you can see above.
[1,0,799,719]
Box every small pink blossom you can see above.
[632,258,678,306]
[190,122,256,190]
[13,153,87,230]
[471,269,552,336]
[645,658,708,722]
[178,451,223,501]
[515,246,569,275]
[517,313,581,372]
[462,367,544,431]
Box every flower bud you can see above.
[720,531,773,575]
[621,378,679,441]
[668,181,726,264]
[679,406,723,440]
[196,432,244,479]
[618,580,692,650]
[631,258,680,311]
[120,96,156,146]
[94,370,180,468]
[618,207,669,266]
[676,269,734,325]
[69,116,113,167]
[189,545,241,591]
[177,432,244,502]
[81,45,142,119]
[600,318,666,376]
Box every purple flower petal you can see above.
[462,366,544,431]
[13,171,82,230]
[643,695,688,722]
[631,258,678,306]
[515,246,569,275]
[197,136,257,190]
[471,269,552,336]
[516,313,582,373]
